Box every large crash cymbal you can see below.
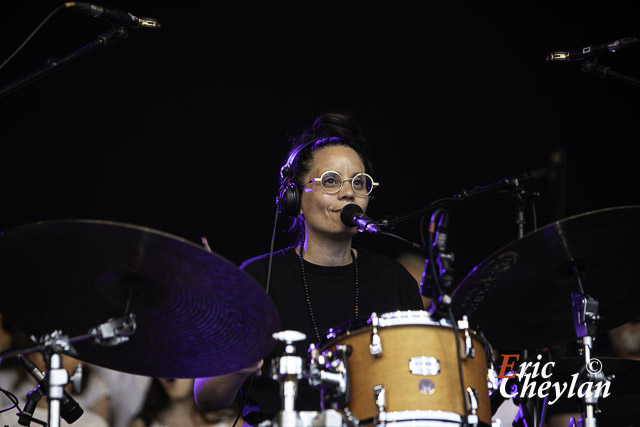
[0,220,279,378]
[451,206,640,351]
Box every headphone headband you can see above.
[279,136,342,182]
[277,136,344,217]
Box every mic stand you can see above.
[580,58,640,87]
[45,337,67,427]
[512,187,539,239]
[0,26,129,99]
[381,169,546,228]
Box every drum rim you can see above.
[379,409,467,422]
[318,310,452,347]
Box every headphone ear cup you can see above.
[278,181,301,217]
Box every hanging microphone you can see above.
[65,2,161,30]
[18,386,43,426]
[340,204,381,234]
[433,210,449,252]
[546,37,640,62]
[19,356,84,424]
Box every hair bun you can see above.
[311,113,364,143]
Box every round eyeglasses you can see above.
[306,171,379,196]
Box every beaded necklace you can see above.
[297,244,359,342]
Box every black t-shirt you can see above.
[239,246,423,425]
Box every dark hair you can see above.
[284,112,375,242]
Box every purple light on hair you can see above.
[310,137,343,150]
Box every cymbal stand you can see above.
[0,314,136,427]
[570,266,604,427]
[42,332,70,427]
[270,330,307,427]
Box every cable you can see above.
[425,209,470,425]
[0,4,68,72]
[231,205,280,427]
[378,231,423,250]
[0,386,19,414]
[265,206,280,296]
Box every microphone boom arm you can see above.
[0,25,129,100]
[382,168,547,227]
[580,58,640,87]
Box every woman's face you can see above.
[299,145,370,240]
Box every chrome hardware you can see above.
[457,315,475,359]
[373,384,386,413]
[369,312,383,357]
[466,387,479,415]
[308,344,349,396]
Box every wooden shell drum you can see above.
[318,311,491,425]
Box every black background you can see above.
[2,1,639,279]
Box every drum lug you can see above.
[373,384,386,413]
[369,312,383,357]
[466,386,479,415]
[458,316,475,359]
[487,362,499,392]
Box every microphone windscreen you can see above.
[340,203,363,227]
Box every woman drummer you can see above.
[194,112,424,426]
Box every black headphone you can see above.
[277,137,336,217]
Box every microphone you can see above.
[19,356,84,424]
[340,204,381,234]
[65,2,161,30]
[546,37,640,62]
[433,210,449,252]
[18,385,43,426]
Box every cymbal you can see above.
[0,219,280,378]
[451,206,640,351]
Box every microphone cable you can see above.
[0,4,67,72]
[424,209,471,426]
[231,204,280,427]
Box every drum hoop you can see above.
[317,310,494,366]
[378,409,475,423]
[319,310,451,347]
